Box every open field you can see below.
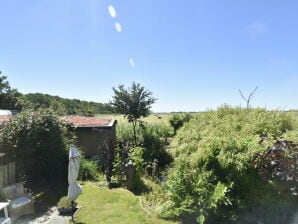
[96,113,172,125]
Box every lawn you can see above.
[75,182,179,224]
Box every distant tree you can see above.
[0,72,23,110]
[0,72,10,94]
[22,93,114,115]
[111,82,156,145]
[0,109,71,181]
[239,86,258,109]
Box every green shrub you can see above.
[0,109,72,181]
[79,158,99,181]
[129,146,144,174]
[169,113,193,135]
[141,124,173,166]
[57,196,72,208]
[116,123,173,166]
[161,107,295,223]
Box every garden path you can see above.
[13,206,70,224]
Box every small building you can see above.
[59,116,117,158]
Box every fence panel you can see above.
[0,162,16,188]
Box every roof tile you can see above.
[59,116,114,127]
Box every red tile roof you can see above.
[59,116,115,127]
[0,115,12,125]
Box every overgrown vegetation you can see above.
[114,122,173,182]
[79,158,100,181]
[0,109,73,181]
[159,106,297,224]
[169,113,193,135]
[1,74,297,224]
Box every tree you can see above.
[111,82,156,145]
[0,73,23,110]
[0,72,11,95]
[0,109,71,181]
[239,86,258,109]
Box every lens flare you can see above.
[108,5,117,18]
[115,22,122,32]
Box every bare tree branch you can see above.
[248,86,258,101]
[239,86,258,109]
[239,89,248,102]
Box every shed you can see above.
[59,116,117,158]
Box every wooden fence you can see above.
[0,162,15,188]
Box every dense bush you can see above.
[116,123,173,166]
[169,113,193,135]
[161,106,296,223]
[78,158,99,181]
[141,124,173,166]
[128,146,145,174]
[0,109,73,181]
[57,196,72,208]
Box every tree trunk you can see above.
[132,120,137,146]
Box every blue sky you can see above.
[0,0,297,112]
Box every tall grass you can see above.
[96,113,172,125]
[116,122,173,142]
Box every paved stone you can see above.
[14,207,71,224]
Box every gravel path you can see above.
[14,207,71,224]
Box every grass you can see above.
[96,113,172,125]
[75,182,179,224]
[289,110,298,129]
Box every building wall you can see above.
[75,124,116,158]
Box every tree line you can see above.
[0,74,114,115]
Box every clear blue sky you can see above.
[0,0,297,112]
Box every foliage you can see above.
[115,123,173,171]
[142,178,170,215]
[161,106,295,223]
[126,146,149,194]
[129,146,145,174]
[0,74,23,110]
[57,196,72,208]
[169,113,193,135]
[78,158,99,181]
[0,74,10,95]
[111,82,156,145]
[140,124,173,166]
[114,123,173,192]
[0,109,72,181]
[23,93,115,115]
